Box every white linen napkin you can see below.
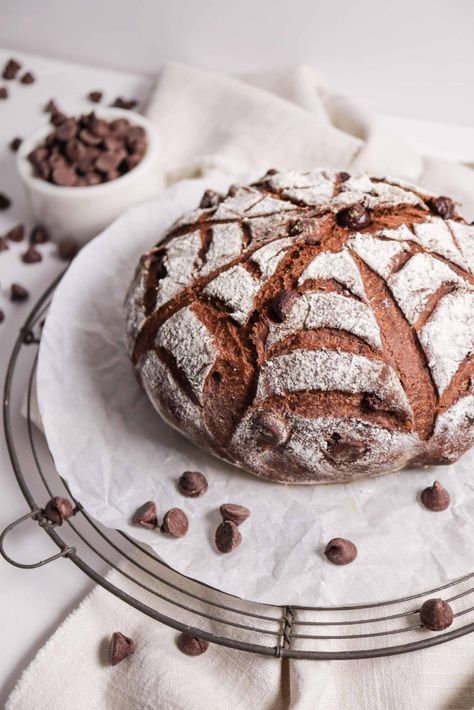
[8,62,474,710]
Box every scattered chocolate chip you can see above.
[161,508,189,537]
[44,496,74,524]
[324,537,357,565]
[6,224,24,242]
[9,137,22,152]
[131,501,158,529]
[200,189,222,209]
[420,481,450,512]
[178,471,208,498]
[325,432,368,464]
[420,598,453,631]
[0,237,9,251]
[219,503,250,526]
[0,193,11,210]
[339,171,351,182]
[111,97,138,110]
[44,98,59,113]
[428,196,455,220]
[0,310,4,323]
[50,110,68,126]
[253,410,287,447]
[336,203,371,230]
[30,225,49,244]
[177,633,209,656]
[0,87,8,99]
[110,631,136,665]
[21,245,42,264]
[271,289,299,321]
[2,59,21,80]
[88,90,103,103]
[265,168,278,176]
[57,238,79,261]
[20,71,35,85]
[215,520,242,553]
[10,283,29,302]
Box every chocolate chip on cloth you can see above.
[324,537,358,565]
[57,238,79,261]
[0,87,8,99]
[109,632,136,665]
[111,97,138,110]
[178,471,208,498]
[420,598,454,631]
[2,58,21,80]
[0,192,11,210]
[131,501,158,529]
[6,224,24,242]
[177,633,209,656]
[44,496,74,524]
[336,203,372,229]
[0,237,9,252]
[161,508,189,537]
[44,98,59,113]
[215,520,242,553]
[88,90,103,103]
[21,245,42,264]
[20,71,35,85]
[0,310,4,323]
[420,481,450,511]
[220,503,250,526]
[9,137,22,152]
[30,225,49,244]
[10,283,29,302]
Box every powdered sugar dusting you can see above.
[447,220,474,275]
[349,233,409,279]
[430,395,474,459]
[155,230,202,308]
[298,250,366,300]
[250,238,293,279]
[203,265,261,323]
[413,218,468,271]
[124,267,146,354]
[201,223,243,275]
[211,187,263,220]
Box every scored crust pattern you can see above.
[125,170,474,484]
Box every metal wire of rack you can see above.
[2,275,474,660]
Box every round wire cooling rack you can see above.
[3,276,474,661]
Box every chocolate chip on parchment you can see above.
[220,503,250,526]
[0,193,11,210]
[131,501,158,529]
[336,203,371,230]
[57,238,80,261]
[178,471,208,498]
[2,58,21,80]
[161,508,189,538]
[200,189,222,209]
[420,598,453,631]
[21,246,42,264]
[20,71,35,85]
[215,520,242,553]
[177,633,209,656]
[420,481,450,512]
[88,90,103,103]
[324,537,357,565]
[9,137,22,152]
[253,410,287,447]
[30,225,49,244]
[271,289,299,321]
[6,224,24,242]
[428,196,455,220]
[0,87,8,99]
[44,496,74,524]
[110,631,136,665]
[10,283,29,302]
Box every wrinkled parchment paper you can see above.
[37,175,474,606]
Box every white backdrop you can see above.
[1,0,473,123]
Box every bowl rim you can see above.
[16,107,160,198]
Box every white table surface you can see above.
[0,46,472,705]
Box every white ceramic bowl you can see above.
[17,108,163,245]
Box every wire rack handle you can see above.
[0,508,75,569]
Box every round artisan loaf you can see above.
[125,170,474,484]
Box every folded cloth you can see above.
[8,62,474,710]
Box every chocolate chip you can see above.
[325,432,367,464]
[0,193,11,210]
[54,119,79,142]
[161,508,189,537]
[88,90,103,103]
[0,310,4,323]
[79,128,102,146]
[0,87,8,99]
[0,237,9,251]
[20,71,35,85]
[271,289,299,321]
[177,633,209,656]
[28,147,49,165]
[111,97,138,110]
[109,118,130,134]
[44,496,74,524]
[219,503,250,526]
[44,98,59,113]
[10,283,29,302]
[420,481,450,512]
[336,203,371,230]
[2,59,21,80]
[95,151,125,173]
[253,410,287,447]
[420,598,453,631]
[50,110,68,126]
[110,631,136,665]
[289,218,320,241]
[126,153,142,171]
[178,471,208,498]
[21,246,42,264]
[52,165,77,186]
[324,537,357,565]
[6,224,24,242]
[9,137,22,152]
[30,225,49,244]
[57,238,79,261]
[428,196,455,220]
[199,189,222,209]
[339,171,351,182]
[131,501,158,529]
[215,520,242,553]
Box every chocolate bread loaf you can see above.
[125,170,474,483]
